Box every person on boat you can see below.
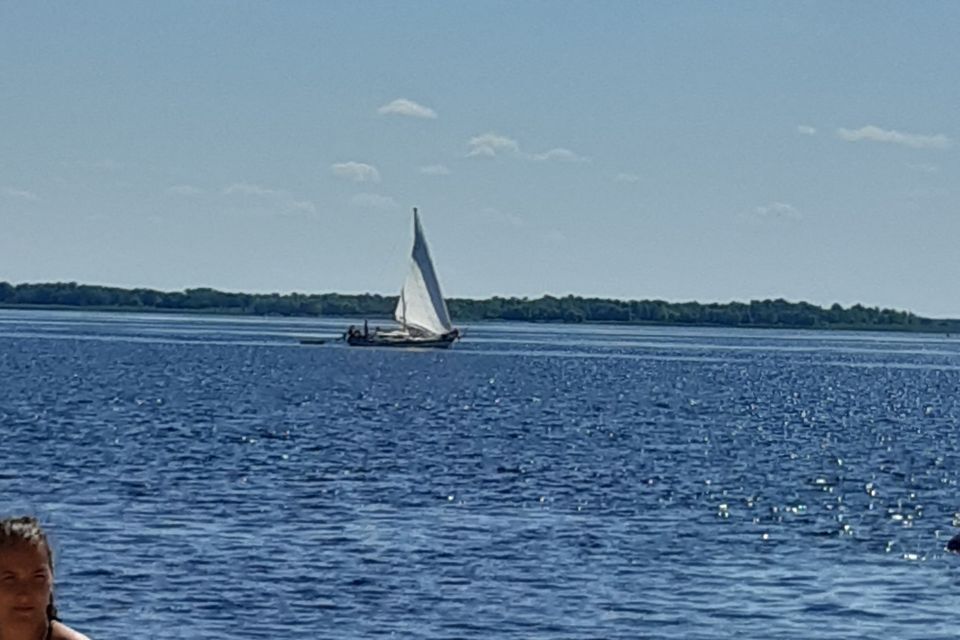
[948,532,960,553]
[0,516,91,640]
[363,320,369,338]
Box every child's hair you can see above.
[0,516,59,622]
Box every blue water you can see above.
[2,309,960,639]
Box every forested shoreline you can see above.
[2,281,957,332]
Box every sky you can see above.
[1,2,958,317]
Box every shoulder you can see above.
[51,621,93,640]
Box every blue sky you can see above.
[2,2,958,316]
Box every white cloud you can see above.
[467,133,585,163]
[222,182,317,215]
[531,147,588,162]
[166,184,203,196]
[837,125,951,149]
[223,183,281,197]
[615,173,641,183]
[290,200,318,214]
[755,202,802,220]
[467,132,521,157]
[906,163,939,173]
[377,98,437,119]
[350,193,398,209]
[331,161,381,183]
[419,164,452,176]
[797,125,817,136]
[2,186,39,201]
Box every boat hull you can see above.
[346,329,459,349]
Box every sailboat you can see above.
[345,208,461,348]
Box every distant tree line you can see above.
[1,281,957,332]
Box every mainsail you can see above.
[394,209,453,336]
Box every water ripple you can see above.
[2,310,960,638]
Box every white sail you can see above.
[394,209,453,336]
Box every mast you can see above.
[401,207,415,329]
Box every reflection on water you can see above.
[2,309,960,639]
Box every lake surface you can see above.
[2,309,960,639]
